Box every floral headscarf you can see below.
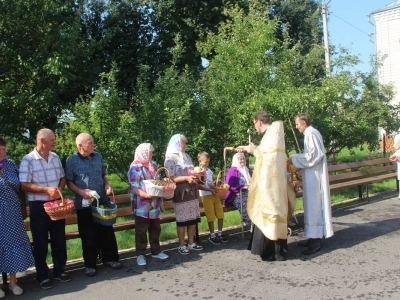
[231,152,251,184]
[132,143,157,175]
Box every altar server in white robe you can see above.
[288,113,333,255]
[389,147,400,171]
[393,130,400,199]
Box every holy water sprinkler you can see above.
[247,128,251,144]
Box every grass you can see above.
[62,173,130,199]
[43,147,397,263]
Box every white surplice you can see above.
[393,133,400,180]
[291,126,334,239]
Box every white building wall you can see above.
[373,7,400,105]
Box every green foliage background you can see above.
[58,4,398,180]
[1,0,398,177]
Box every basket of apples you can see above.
[212,171,230,200]
[187,166,206,178]
[43,191,75,221]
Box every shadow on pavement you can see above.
[291,190,400,261]
[5,190,400,299]
[5,228,247,300]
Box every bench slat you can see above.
[163,200,174,210]
[116,207,132,218]
[65,231,80,240]
[293,158,396,198]
[328,158,392,172]
[329,165,397,182]
[330,173,397,190]
[114,194,131,205]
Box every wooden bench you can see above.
[22,194,184,241]
[294,157,398,201]
[21,194,237,243]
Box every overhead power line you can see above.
[330,12,370,37]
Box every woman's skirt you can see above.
[173,182,200,226]
[0,194,34,273]
[234,190,250,225]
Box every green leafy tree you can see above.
[197,4,398,164]
[313,61,398,155]
[56,65,134,180]
[129,36,202,166]
[1,136,33,167]
[0,0,94,137]
[57,38,202,180]
[150,0,227,71]
[100,1,156,101]
[267,0,323,55]
[6,0,397,174]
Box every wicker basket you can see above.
[43,192,75,221]
[143,167,176,199]
[212,171,230,200]
[91,192,117,226]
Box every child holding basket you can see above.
[198,151,228,244]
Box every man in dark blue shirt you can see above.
[65,133,122,277]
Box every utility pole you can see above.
[322,1,331,76]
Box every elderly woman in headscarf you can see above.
[128,143,169,266]
[164,134,203,255]
[224,152,252,226]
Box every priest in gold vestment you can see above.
[239,111,296,261]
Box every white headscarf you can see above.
[164,134,193,168]
[231,153,251,184]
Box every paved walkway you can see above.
[3,191,400,300]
